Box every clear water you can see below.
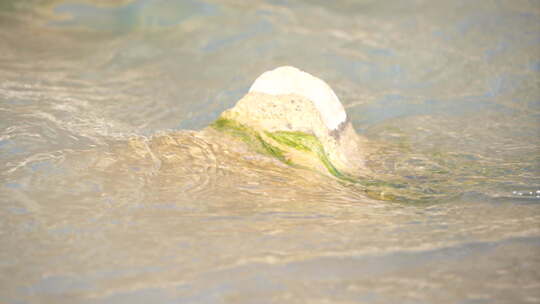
[1,0,539,303]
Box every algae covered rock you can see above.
[210,66,370,179]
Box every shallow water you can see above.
[1,0,540,303]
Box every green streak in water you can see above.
[212,117,451,204]
[211,118,289,164]
[265,131,350,181]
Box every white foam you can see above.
[248,66,347,130]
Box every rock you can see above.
[209,66,370,179]
[249,66,347,131]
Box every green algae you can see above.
[211,117,257,145]
[265,131,318,152]
[265,131,352,181]
[211,117,454,204]
[212,118,347,179]
[255,134,290,165]
[211,117,290,164]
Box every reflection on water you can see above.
[52,0,217,32]
[1,0,539,303]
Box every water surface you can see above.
[1,0,539,303]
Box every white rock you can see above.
[248,66,347,131]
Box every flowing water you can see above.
[1,0,540,303]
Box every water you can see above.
[1,0,539,303]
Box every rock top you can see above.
[249,66,347,131]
